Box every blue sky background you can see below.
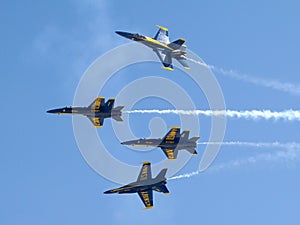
[1,0,300,224]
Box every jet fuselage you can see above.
[104,179,167,194]
[121,138,197,150]
[115,31,186,57]
[47,106,121,119]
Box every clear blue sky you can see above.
[1,0,300,224]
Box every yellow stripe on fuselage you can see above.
[143,37,173,51]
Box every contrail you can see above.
[125,109,300,121]
[187,58,300,96]
[168,141,300,180]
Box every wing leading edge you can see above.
[162,127,181,144]
[88,97,105,111]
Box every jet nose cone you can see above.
[47,108,66,114]
[104,190,115,194]
[47,109,57,114]
[115,31,134,39]
[121,141,132,145]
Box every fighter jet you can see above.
[121,127,199,160]
[47,97,124,127]
[104,162,169,209]
[116,25,189,71]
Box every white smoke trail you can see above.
[213,147,299,171]
[168,170,201,180]
[211,66,300,96]
[197,141,300,148]
[125,109,300,121]
[168,141,300,180]
[186,58,300,96]
[187,57,210,68]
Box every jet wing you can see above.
[153,25,170,44]
[162,127,181,144]
[138,190,153,208]
[161,148,178,160]
[153,50,174,71]
[137,162,151,182]
[88,97,105,111]
[87,116,104,128]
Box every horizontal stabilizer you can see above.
[177,59,190,70]
[186,148,198,155]
[112,115,123,122]
[154,185,169,194]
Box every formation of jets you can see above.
[48,26,199,209]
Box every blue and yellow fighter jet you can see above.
[104,162,169,209]
[116,25,189,71]
[121,127,199,160]
[47,97,124,127]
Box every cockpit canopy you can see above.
[132,33,146,39]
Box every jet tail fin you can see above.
[112,106,124,112]
[102,98,115,112]
[154,168,168,181]
[180,130,190,139]
[112,115,123,122]
[189,136,200,142]
[154,168,169,194]
[167,38,185,50]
